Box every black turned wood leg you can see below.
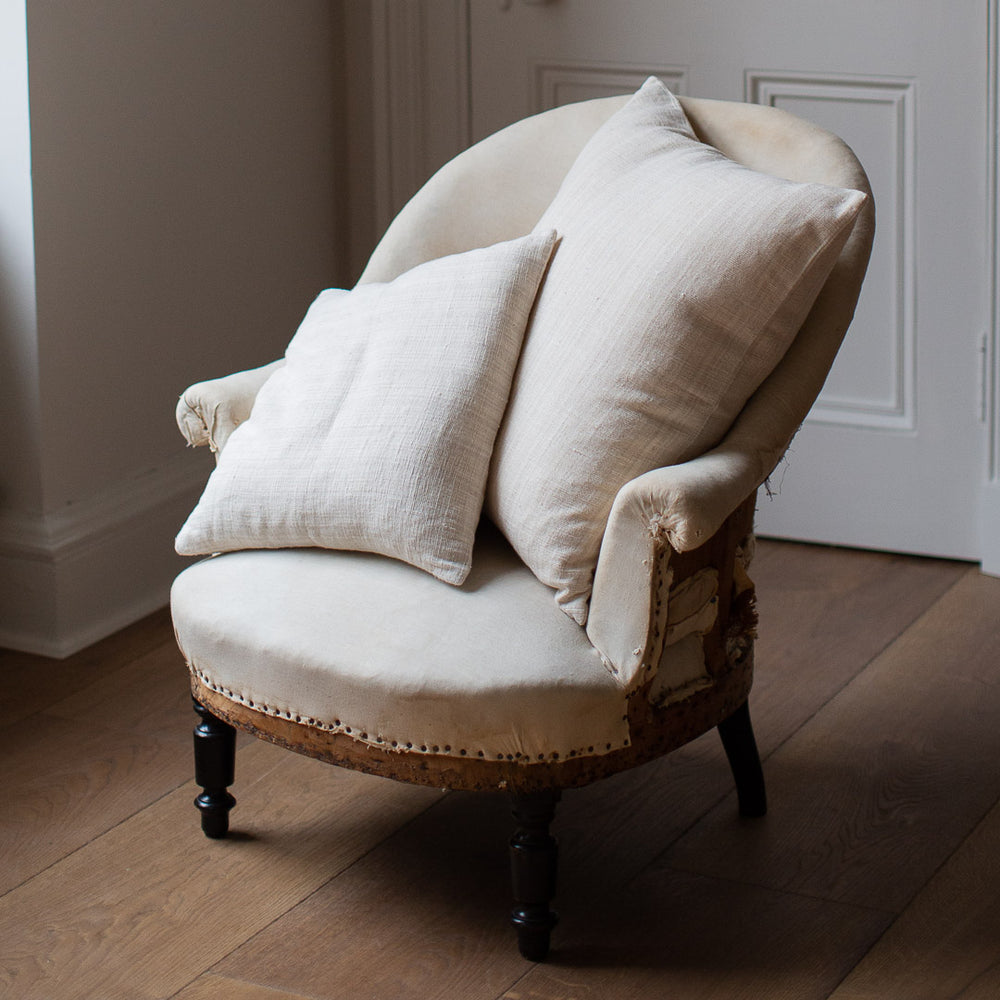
[717,699,767,818]
[193,698,236,838]
[509,790,561,961]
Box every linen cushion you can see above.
[175,230,558,585]
[486,77,867,624]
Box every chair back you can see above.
[359,93,875,456]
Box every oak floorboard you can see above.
[0,639,223,893]
[553,739,734,896]
[172,973,322,1000]
[664,568,1000,913]
[0,712,192,894]
[209,728,784,999]
[210,749,785,999]
[208,751,883,1000]
[550,542,967,897]
[954,967,1000,1000]
[210,790,534,1000]
[827,798,1000,1000]
[208,746,759,998]
[749,541,967,756]
[501,866,890,1000]
[527,535,948,1000]
[42,637,195,740]
[0,743,441,1000]
[0,542,981,1000]
[0,606,173,729]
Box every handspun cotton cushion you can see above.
[176,230,558,585]
[485,78,867,624]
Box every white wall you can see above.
[1,0,346,656]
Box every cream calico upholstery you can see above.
[172,87,873,961]
[175,93,874,733]
[173,523,630,765]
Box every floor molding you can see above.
[0,450,211,658]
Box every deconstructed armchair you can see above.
[171,80,874,961]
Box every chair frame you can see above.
[190,494,763,960]
[178,88,874,961]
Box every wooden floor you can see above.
[2,539,1000,999]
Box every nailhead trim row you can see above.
[192,667,630,762]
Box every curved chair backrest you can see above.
[359,93,875,466]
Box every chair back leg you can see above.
[717,699,767,818]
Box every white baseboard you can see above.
[0,449,212,659]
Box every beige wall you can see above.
[1,0,352,655]
[342,0,377,282]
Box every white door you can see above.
[467,0,991,561]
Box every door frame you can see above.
[985,0,1000,572]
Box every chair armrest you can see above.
[176,360,284,454]
[586,442,765,693]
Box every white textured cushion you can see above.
[171,523,629,762]
[176,230,557,584]
[486,78,866,623]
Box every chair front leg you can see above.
[509,789,561,961]
[717,699,767,818]
[193,698,236,838]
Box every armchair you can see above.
[172,80,873,961]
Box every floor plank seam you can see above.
[744,566,975,795]
[190,789,454,983]
[649,857,900,919]
[862,787,1000,928]
[823,952,877,1000]
[0,637,179,734]
[493,964,537,1000]
[0,771,196,901]
[636,779,745,879]
[0,712,272,902]
[166,972,327,1000]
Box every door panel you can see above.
[469,0,988,559]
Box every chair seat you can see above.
[171,523,630,763]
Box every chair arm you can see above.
[586,442,766,692]
[176,360,284,454]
